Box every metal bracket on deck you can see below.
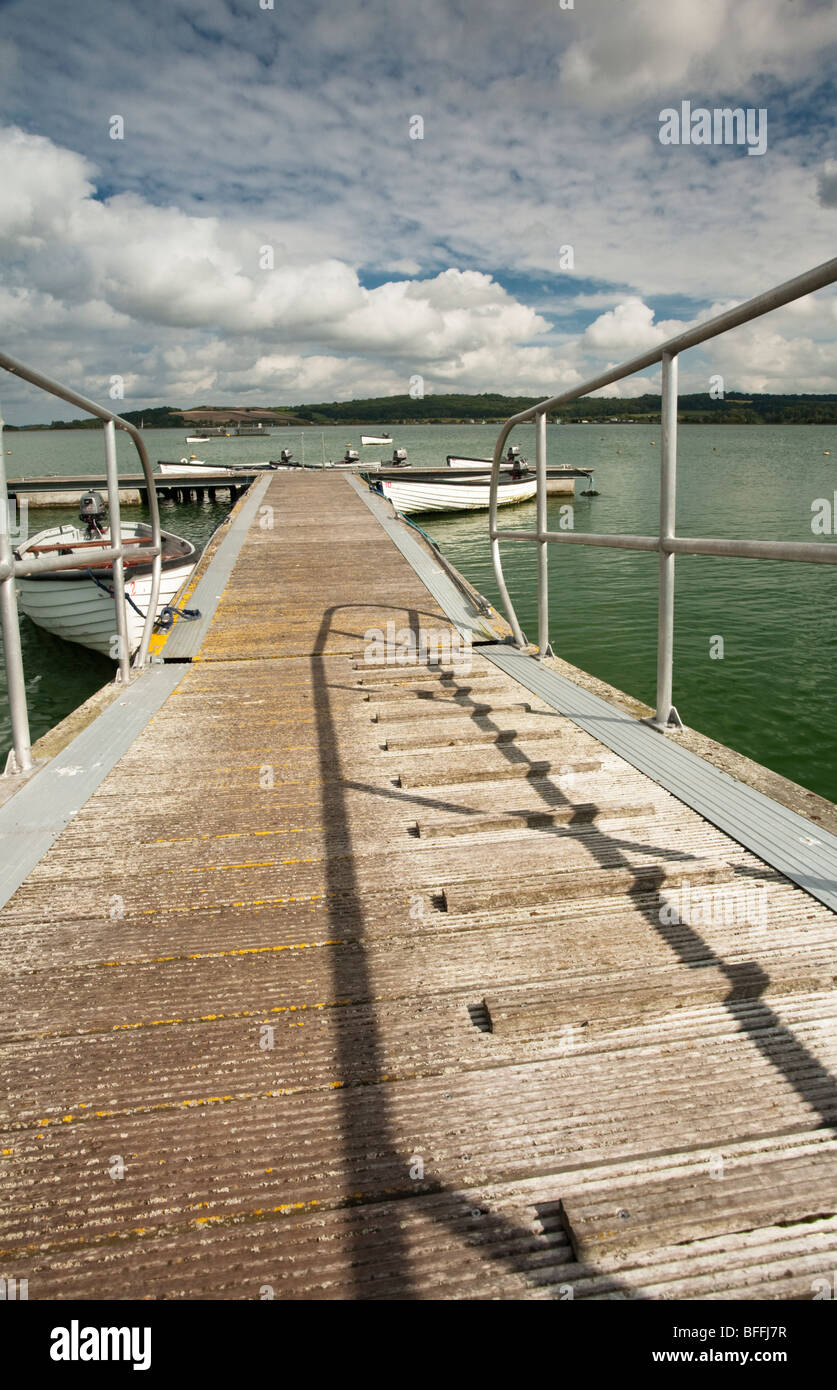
[642,705,684,734]
[2,747,41,779]
[3,747,22,777]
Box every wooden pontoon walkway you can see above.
[1,472,836,1300]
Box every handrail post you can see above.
[489,427,527,649]
[0,410,33,773]
[535,410,551,656]
[653,351,682,730]
[103,421,132,685]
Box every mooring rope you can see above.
[85,569,201,627]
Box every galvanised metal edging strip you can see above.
[484,647,834,882]
[480,643,837,914]
[345,474,502,642]
[161,473,273,660]
[0,664,184,911]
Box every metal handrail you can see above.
[0,353,163,773]
[489,256,837,730]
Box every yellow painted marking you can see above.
[100,940,342,969]
[175,854,332,874]
[93,997,343,1036]
[139,890,336,916]
[152,825,319,844]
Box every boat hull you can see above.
[17,566,194,656]
[16,521,197,658]
[158,461,276,477]
[377,476,536,513]
[159,461,236,477]
[447,457,577,492]
[361,435,392,446]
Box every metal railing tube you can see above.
[13,547,141,578]
[103,420,131,685]
[0,351,162,670]
[488,256,837,720]
[492,256,837,430]
[665,536,837,563]
[655,352,679,728]
[0,412,33,773]
[535,410,550,656]
[496,528,661,551]
[494,529,837,562]
[489,422,527,648]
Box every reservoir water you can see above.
[1,422,835,801]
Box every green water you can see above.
[1,423,835,802]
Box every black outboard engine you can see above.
[391,448,408,466]
[280,448,295,466]
[505,444,526,477]
[79,490,107,537]
[342,448,360,464]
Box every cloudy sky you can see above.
[0,0,835,421]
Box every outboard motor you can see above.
[79,490,107,537]
[391,448,408,466]
[505,443,526,477]
[343,448,360,464]
[280,448,296,466]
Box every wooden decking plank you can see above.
[558,1148,837,1261]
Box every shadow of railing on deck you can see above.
[308,609,836,1298]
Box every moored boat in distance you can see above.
[447,447,594,494]
[369,467,537,514]
[15,493,197,658]
[322,446,409,469]
[319,447,362,469]
[159,458,236,477]
[185,435,218,443]
[447,445,525,470]
[361,433,392,446]
[157,458,278,476]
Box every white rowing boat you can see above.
[16,518,197,658]
[157,458,278,477]
[159,457,235,477]
[372,470,536,514]
[361,434,392,446]
[447,445,524,470]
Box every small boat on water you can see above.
[361,434,392,446]
[447,445,525,470]
[157,457,278,476]
[322,447,409,470]
[447,447,595,495]
[185,435,218,443]
[369,468,537,514]
[159,457,233,477]
[15,492,197,657]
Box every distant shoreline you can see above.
[5,389,837,431]
[7,418,837,432]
